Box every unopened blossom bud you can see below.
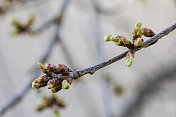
[126,51,135,67]
[45,63,59,74]
[115,36,133,49]
[104,35,117,42]
[135,22,142,29]
[141,27,155,37]
[32,81,47,89]
[62,80,70,89]
[133,38,144,48]
[33,76,49,83]
[132,29,142,39]
[38,62,46,73]
[47,80,57,89]
[58,64,70,75]
[32,82,40,89]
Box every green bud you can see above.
[32,82,40,89]
[135,22,142,29]
[47,80,57,89]
[33,78,42,83]
[104,35,117,42]
[58,64,70,75]
[141,27,155,37]
[132,28,142,39]
[133,38,144,48]
[38,62,46,73]
[126,51,135,67]
[62,80,70,89]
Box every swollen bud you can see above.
[135,22,142,29]
[58,64,70,75]
[47,80,57,89]
[62,80,70,89]
[141,27,155,37]
[104,35,117,42]
[126,51,135,67]
[133,38,144,48]
[38,62,46,73]
[115,36,133,49]
[32,82,40,89]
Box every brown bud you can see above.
[58,64,70,75]
[141,27,155,37]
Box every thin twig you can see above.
[51,22,176,81]
[0,0,70,116]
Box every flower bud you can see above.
[38,62,46,73]
[135,22,142,29]
[32,82,40,89]
[47,80,57,89]
[45,63,59,74]
[104,35,117,42]
[58,64,70,75]
[62,80,70,89]
[133,38,144,48]
[33,75,50,84]
[115,36,133,49]
[126,51,135,67]
[132,29,142,39]
[141,27,155,37]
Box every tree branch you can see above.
[55,22,176,80]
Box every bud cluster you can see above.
[32,62,72,93]
[104,22,155,67]
[10,14,36,35]
[35,94,66,117]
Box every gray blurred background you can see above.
[0,0,176,117]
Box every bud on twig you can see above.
[126,51,135,67]
[135,22,142,29]
[141,27,155,37]
[38,62,46,73]
[62,80,70,89]
[104,35,117,42]
[105,35,133,49]
[58,64,71,75]
[47,79,57,89]
[133,37,144,48]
